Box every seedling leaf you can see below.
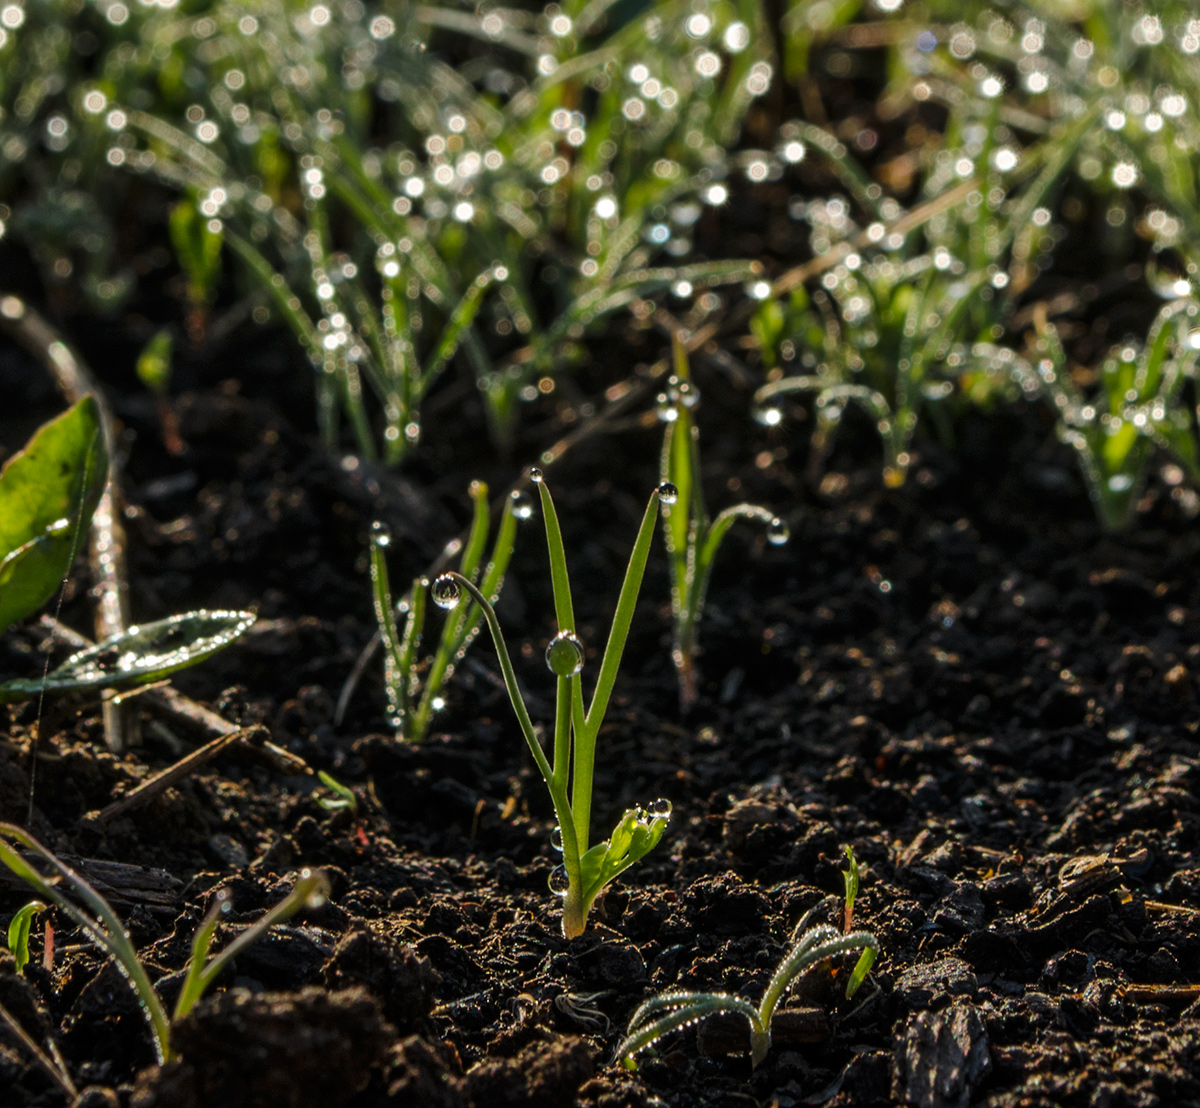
[7,900,45,972]
[0,396,108,635]
[0,611,256,703]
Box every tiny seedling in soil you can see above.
[0,822,329,1063]
[6,900,45,972]
[431,470,673,939]
[617,853,878,1071]
[370,480,519,741]
[660,338,788,711]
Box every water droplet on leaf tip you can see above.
[545,629,585,677]
[647,797,672,818]
[550,826,564,851]
[369,520,391,546]
[529,466,544,483]
[431,574,462,609]
[657,481,679,505]
[548,864,570,895]
[767,518,789,545]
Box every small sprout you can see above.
[7,900,46,972]
[661,339,787,711]
[617,881,879,1071]
[371,482,518,741]
[317,770,358,813]
[442,474,672,938]
[0,822,328,1063]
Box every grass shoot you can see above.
[431,471,673,939]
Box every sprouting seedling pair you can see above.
[430,470,673,939]
[659,339,789,712]
[0,823,328,1063]
[617,848,878,1071]
[369,480,520,742]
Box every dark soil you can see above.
[3,322,1200,1108]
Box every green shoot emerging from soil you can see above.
[370,481,519,741]
[431,472,672,939]
[660,339,788,711]
[0,823,328,1063]
[6,900,45,973]
[617,858,878,1071]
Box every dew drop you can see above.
[369,520,392,547]
[647,798,672,818]
[529,466,545,483]
[767,518,790,545]
[545,629,585,677]
[431,574,462,609]
[656,392,679,421]
[657,481,679,505]
[548,864,570,895]
[550,826,564,851]
[510,491,534,520]
[1108,474,1134,493]
[676,380,700,409]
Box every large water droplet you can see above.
[550,826,564,852]
[647,797,672,818]
[529,466,544,483]
[431,574,462,609]
[545,629,585,677]
[656,392,679,422]
[370,520,392,547]
[510,490,533,520]
[657,481,679,505]
[767,517,789,545]
[1108,474,1134,493]
[548,864,570,895]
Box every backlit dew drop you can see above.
[369,520,392,547]
[657,481,679,505]
[530,466,544,483]
[548,864,570,895]
[656,392,679,421]
[431,574,462,609]
[550,826,564,851]
[546,629,585,677]
[767,518,790,545]
[510,491,533,520]
[647,798,672,818]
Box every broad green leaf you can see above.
[0,397,108,635]
[0,611,256,703]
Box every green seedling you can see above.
[0,822,328,1063]
[136,329,184,455]
[431,472,672,939]
[0,610,256,704]
[660,340,788,711]
[7,900,45,972]
[317,770,358,814]
[370,481,519,742]
[0,396,107,635]
[168,191,222,338]
[974,297,1200,531]
[617,888,878,1070]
